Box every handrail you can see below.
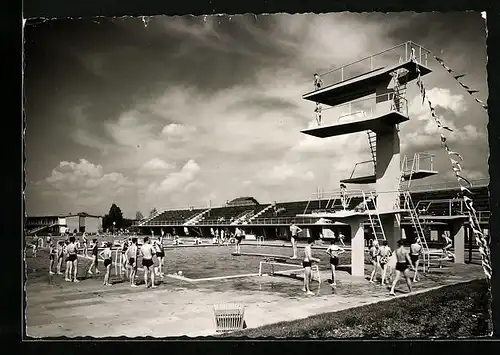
[348,160,375,179]
[313,41,431,89]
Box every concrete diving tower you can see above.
[300,41,437,256]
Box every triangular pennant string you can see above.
[432,55,487,111]
[413,56,492,286]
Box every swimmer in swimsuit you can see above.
[126,237,138,287]
[87,239,100,275]
[409,239,423,282]
[378,240,393,286]
[325,238,345,286]
[389,239,415,296]
[234,228,244,254]
[302,238,320,295]
[120,238,129,278]
[140,236,156,288]
[154,238,165,278]
[65,236,79,283]
[48,240,57,275]
[369,240,380,283]
[56,241,65,274]
[289,221,302,259]
[102,242,113,286]
[82,233,88,257]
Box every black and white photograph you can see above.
[24,12,492,338]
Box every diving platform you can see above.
[302,110,408,138]
[340,152,438,185]
[304,41,432,107]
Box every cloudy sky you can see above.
[24,12,489,218]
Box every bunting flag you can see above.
[413,57,492,286]
[433,55,488,110]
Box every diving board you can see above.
[341,169,438,184]
[232,252,298,262]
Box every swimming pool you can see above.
[153,245,352,279]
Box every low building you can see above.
[26,212,103,235]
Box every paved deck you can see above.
[25,249,486,338]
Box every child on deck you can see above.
[325,238,345,286]
[378,240,393,286]
[369,240,380,283]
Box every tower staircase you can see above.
[184,209,211,226]
[231,210,255,225]
[247,204,274,222]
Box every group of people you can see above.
[368,238,424,296]
[43,233,168,288]
[288,221,434,296]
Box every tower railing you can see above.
[309,41,432,92]
[402,152,435,173]
[313,92,408,128]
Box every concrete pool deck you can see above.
[25,249,486,338]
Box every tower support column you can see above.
[349,219,365,277]
[450,221,465,264]
[375,121,402,250]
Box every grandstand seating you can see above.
[200,205,270,224]
[138,185,490,227]
[147,208,206,224]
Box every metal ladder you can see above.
[367,131,377,172]
[364,191,386,243]
[402,191,431,272]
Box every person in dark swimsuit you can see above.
[154,238,165,278]
[120,238,129,278]
[126,237,138,287]
[389,239,415,296]
[88,239,100,275]
[325,238,345,286]
[302,238,320,295]
[65,237,79,283]
[409,239,423,282]
[140,236,156,288]
[102,242,113,286]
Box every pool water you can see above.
[155,245,352,279]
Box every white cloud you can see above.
[408,87,467,119]
[152,159,201,193]
[257,162,315,186]
[141,158,175,172]
[43,159,130,211]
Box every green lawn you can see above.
[223,279,492,338]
